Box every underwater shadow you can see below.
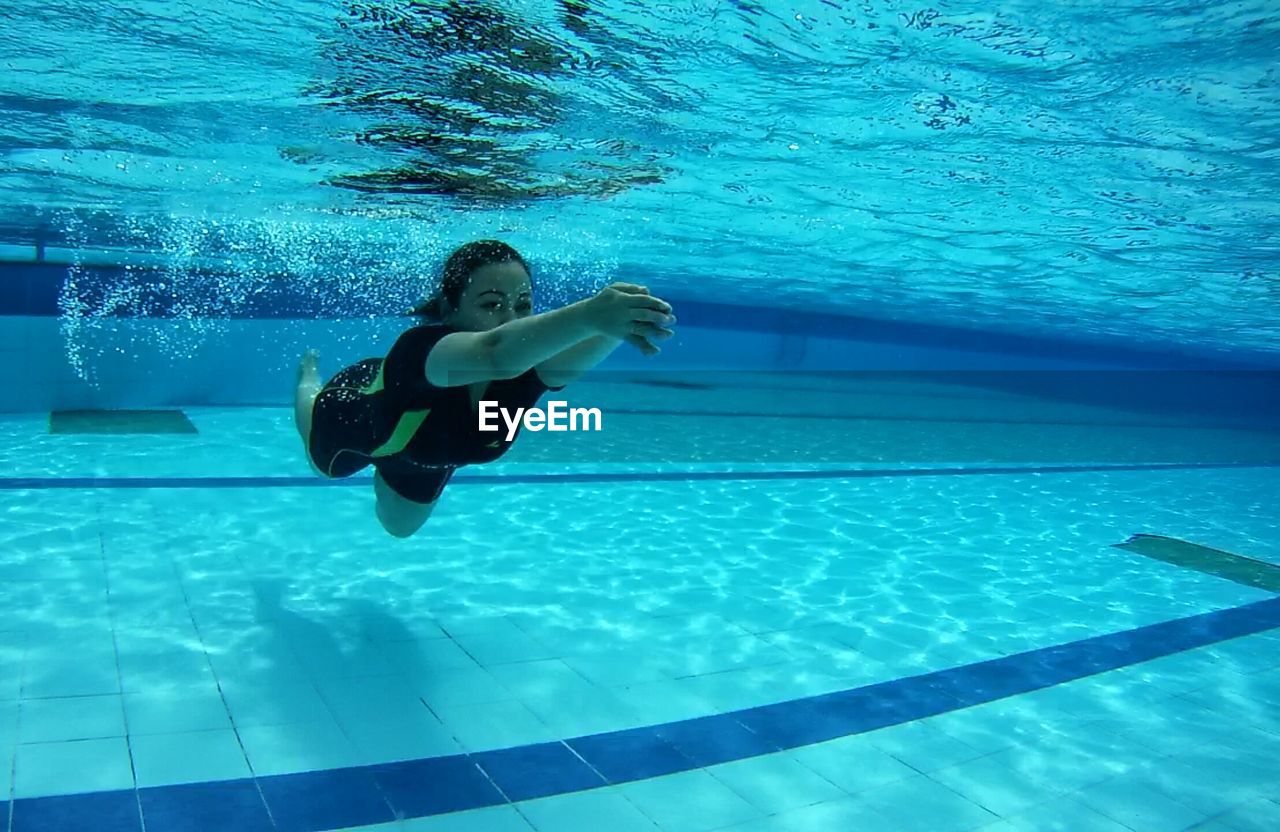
[249,579,440,698]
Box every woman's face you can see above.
[446,261,533,331]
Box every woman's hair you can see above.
[407,239,530,321]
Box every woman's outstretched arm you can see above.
[534,284,674,387]
[426,283,673,387]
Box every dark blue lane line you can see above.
[9,597,1280,832]
[603,406,1278,432]
[2,461,1278,491]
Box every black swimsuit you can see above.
[307,324,563,503]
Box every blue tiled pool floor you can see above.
[4,622,1279,832]
[2,408,1279,831]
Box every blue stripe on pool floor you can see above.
[1,461,1277,490]
[8,596,1280,832]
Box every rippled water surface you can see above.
[1,0,1278,354]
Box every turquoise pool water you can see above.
[2,1,1279,830]
[1,0,1278,359]
[2,379,1279,830]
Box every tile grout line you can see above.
[173,527,279,830]
[97,500,150,832]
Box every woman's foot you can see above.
[294,350,322,448]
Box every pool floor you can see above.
[1,397,1278,832]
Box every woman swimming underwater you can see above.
[293,239,676,537]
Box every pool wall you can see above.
[1,255,1275,415]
